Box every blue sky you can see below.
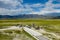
[0,0,60,15]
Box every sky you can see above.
[0,0,60,15]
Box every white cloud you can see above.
[24,3,44,9]
[0,0,43,15]
[31,10,60,15]
[0,0,60,15]
[23,3,44,13]
[37,0,60,15]
[0,0,23,8]
[29,3,44,7]
[0,7,33,15]
[54,4,60,8]
[31,0,60,15]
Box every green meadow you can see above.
[0,19,60,26]
[0,19,60,32]
[0,19,60,40]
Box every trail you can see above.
[23,27,49,40]
[0,26,21,31]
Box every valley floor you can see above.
[0,19,60,40]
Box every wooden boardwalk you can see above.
[23,27,49,40]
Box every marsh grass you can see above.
[0,19,60,40]
[0,29,36,40]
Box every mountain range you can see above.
[0,13,60,19]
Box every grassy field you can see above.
[0,29,35,40]
[0,19,60,26]
[0,19,60,32]
[0,19,60,40]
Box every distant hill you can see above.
[44,13,60,17]
[0,13,60,19]
[52,16,60,19]
[0,14,47,19]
